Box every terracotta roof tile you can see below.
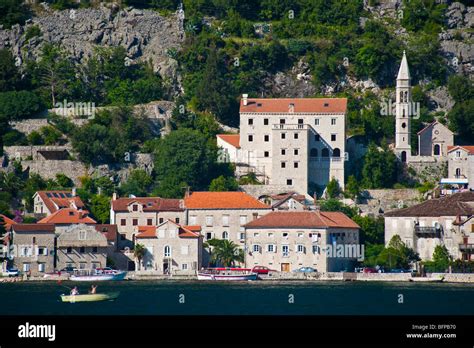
[184,192,270,210]
[447,145,474,155]
[135,221,201,239]
[135,226,157,238]
[38,208,97,224]
[244,211,359,229]
[385,192,474,217]
[217,134,240,148]
[240,98,347,114]
[0,214,15,231]
[111,197,184,212]
[95,224,118,242]
[36,191,84,214]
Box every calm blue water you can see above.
[0,280,473,315]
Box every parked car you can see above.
[3,268,19,277]
[293,267,317,273]
[251,266,276,275]
[362,267,378,274]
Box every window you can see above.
[298,119,303,124]
[286,179,292,185]
[267,244,276,253]
[175,218,180,224]
[310,148,318,157]
[121,219,126,226]
[268,232,274,238]
[248,135,253,142]
[281,162,286,168]
[283,232,289,238]
[294,162,298,168]
[456,151,461,158]
[206,232,213,240]
[222,231,229,240]
[402,122,406,129]
[433,144,440,156]
[264,118,269,125]
[66,247,73,254]
[294,133,299,139]
[181,246,189,255]
[92,247,98,254]
[182,263,188,270]
[253,232,260,237]
[298,232,304,238]
[206,216,213,226]
[23,263,30,272]
[280,119,286,124]
[79,231,86,240]
[159,218,164,224]
[333,148,341,157]
[189,216,197,225]
[331,118,336,125]
[331,134,336,141]
[294,149,299,156]
[164,246,171,257]
[281,149,286,156]
[240,216,247,225]
[133,205,138,211]
[297,245,305,253]
[239,232,245,240]
[455,168,461,177]
[222,215,229,226]
[248,118,254,125]
[264,135,269,142]
[252,244,261,253]
[38,263,45,272]
[264,151,269,157]
[132,219,138,226]
[38,247,47,256]
[91,262,99,270]
[80,247,85,254]
[282,245,289,257]
[312,245,320,254]
[79,263,86,270]
[314,134,320,141]
[147,219,153,226]
[32,237,36,244]
[281,133,286,139]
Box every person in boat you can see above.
[70,286,79,296]
[90,285,97,294]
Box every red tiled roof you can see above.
[0,214,15,231]
[240,98,347,114]
[12,224,55,233]
[36,191,84,214]
[111,197,184,212]
[184,192,270,210]
[135,221,201,239]
[447,145,474,155]
[38,208,97,224]
[244,211,360,229]
[95,224,118,242]
[385,191,474,217]
[217,134,240,148]
[183,225,201,232]
[135,226,157,238]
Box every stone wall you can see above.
[357,188,421,216]
[407,159,448,183]
[22,160,87,185]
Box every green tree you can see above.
[319,199,358,218]
[27,131,44,145]
[447,75,473,103]
[209,175,239,191]
[424,245,451,272]
[55,174,74,188]
[89,194,110,224]
[0,0,31,29]
[326,178,341,199]
[120,169,153,197]
[448,100,474,143]
[345,175,361,200]
[0,48,21,91]
[377,235,420,269]
[0,91,45,120]
[204,239,244,267]
[352,215,384,245]
[362,143,399,189]
[133,243,146,271]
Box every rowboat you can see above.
[60,292,120,303]
[70,271,127,282]
[409,275,444,283]
[197,268,258,281]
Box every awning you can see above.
[440,178,469,185]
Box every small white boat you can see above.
[197,268,258,281]
[70,271,127,282]
[409,275,444,283]
[60,292,120,303]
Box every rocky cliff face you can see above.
[0,4,184,87]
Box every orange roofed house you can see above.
[244,211,360,272]
[33,190,85,216]
[134,220,202,275]
[217,96,347,194]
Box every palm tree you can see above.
[133,243,146,271]
[204,239,244,267]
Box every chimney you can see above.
[242,94,248,106]
[72,187,77,197]
[112,192,117,201]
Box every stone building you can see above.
[384,192,474,261]
[184,191,271,247]
[441,145,474,192]
[417,121,454,157]
[110,195,185,249]
[11,224,55,276]
[135,220,202,275]
[33,190,85,216]
[38,208,97,234]
[56,224,108,271]
[258,192,309,211]
[244,211,360,272]
[218,96,348,194]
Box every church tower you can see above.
[394,51,411,163]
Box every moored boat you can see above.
[60,292,120,303]
[70,271,127,282]
[409,275,444,283]
[197,268,258,281]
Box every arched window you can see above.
[164,245,171,258]
[222,231,229,240]
[310,148,318,157]
[321,148,329,157]
[433,144,440,156]
[404,91,408,102]
[402,122,406,129]
[400,91,403,102]
[401,151,407,163]
[333,148,341,157]
[455,168,461,177]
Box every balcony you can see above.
[272,124,308,131]
[414,226,441,237]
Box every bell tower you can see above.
[394,51,411,163]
